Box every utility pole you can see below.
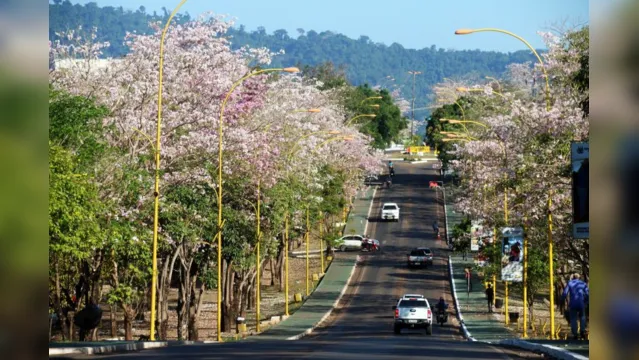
[408,71,422,145]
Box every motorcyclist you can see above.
[388,160,394,169]
[436,296,449,314]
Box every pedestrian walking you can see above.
[464,268,473,293]
[561,273,589,340]
[485,283,494,313]
[432,221,439,236]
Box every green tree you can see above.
[49,142,104,340]
[344,85,407,148]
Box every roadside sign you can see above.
[500,227,523,282]
[408,146,431,154]
[571,142,589,239]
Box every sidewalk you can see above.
[451,255,517,342]
[254,256,358,340]
[254,187,376,340]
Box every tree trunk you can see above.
[187,278,206,341]
[54,261,70,341]
[159,246,180,340]
[176,265,188,341]
[221,259,235,333]
[123,309,133,341]
[110,304,117,338]
[269,258,276,287]
[276,245,285,292]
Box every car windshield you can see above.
[383,205,397,210]
[399,300,427,308]
[410,250,425,256]
[421,249,432,254]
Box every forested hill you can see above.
[49,1,539,116]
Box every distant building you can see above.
[53,58,120,71]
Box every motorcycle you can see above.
[384,179,392,189]
[436,309,448,326]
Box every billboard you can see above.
[571,142,589,239]
[500,227,524,282]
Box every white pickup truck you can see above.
[381,202,400,221]
[392,296,433,335]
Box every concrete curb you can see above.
[495,339,588,360]
[448,255,476,341]
[50,342,166,356]
[285,255,361,340]
[49,340,221,356]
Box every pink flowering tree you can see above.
[50,14,386,340]
[430,27,589,304]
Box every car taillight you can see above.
[394,309,399,318]
[427,309,432,317]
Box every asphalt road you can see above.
[59,162,546,360]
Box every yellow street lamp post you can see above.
[547,192,555,338]
[284,213,290,316]
[523,216,529,338]
[319,210,324,274]
[150,0,188,341]
[256,179,262,332]
[217,66,299,342]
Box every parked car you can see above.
[364,174,379,185]
[381,202,400,221]
[335,235,365,251]
[392,295,433,335]
[407,248,434,268]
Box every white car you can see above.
[335,235,365,251]
[392,295,433,335]
[381,202,400,221]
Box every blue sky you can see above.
[72,0,589,52]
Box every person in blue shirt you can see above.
[561,273,589,339]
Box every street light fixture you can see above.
[291,108,322,113]
[360,96,383,105]
[454,28,550,111]
[440,118,489,128]
[345,114,376,127]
